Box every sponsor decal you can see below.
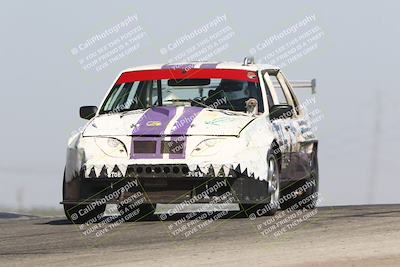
[205,117,234,125]
[247,71,257,79]
[146,121,161,127]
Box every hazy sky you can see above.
[0,0,399,209]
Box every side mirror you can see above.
[79,106,98,120]
[269,104,294,120]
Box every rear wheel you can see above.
[280,152,319,210]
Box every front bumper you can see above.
[62,163,271,206]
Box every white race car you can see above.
[62,57,319,223]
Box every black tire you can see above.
[280,152,319,210]
[303,152,319,209]
[242,151,280,218]
[63,173,106,224]
[265,151,280,215]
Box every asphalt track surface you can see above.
[1,204,400,267]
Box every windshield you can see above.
[99,69,264,114]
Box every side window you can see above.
[276,71,300,116]
[284,79,301,113]
[261,72,274,110]
[269,75,288,104]
[263,70,299,117]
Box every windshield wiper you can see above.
[164,98,210,108]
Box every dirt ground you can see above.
[1,204,399,267]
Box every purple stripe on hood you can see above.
[169,107,202,159]
[130,107,177,159]
[132,107,177,136]
[130,107,202,159]
[171,107,203,135]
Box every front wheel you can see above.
[63,174,106,224]
[262,151,280,215]
[242,151,280,217]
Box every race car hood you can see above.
[83,107,255,137]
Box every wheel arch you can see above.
[270,139,282,170]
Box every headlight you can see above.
[94,137,128,158]
[191,138,225,156]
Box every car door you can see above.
[268,70,318,181]
[263,70,313,179]
[262,70,295,155]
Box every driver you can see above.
[206,80,251,111]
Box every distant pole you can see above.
[16,186,24,211]
[367,89,382,203]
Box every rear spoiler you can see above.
[289,79,317,94]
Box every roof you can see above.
[122,61,280,73]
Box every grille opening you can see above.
[172,166,180,174]
[133,140,156,154]
[126,169,135,177]
[161,140,184,154]
[182,166,189,174]
[128,164,191,177]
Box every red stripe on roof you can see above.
[115,69,259,85]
